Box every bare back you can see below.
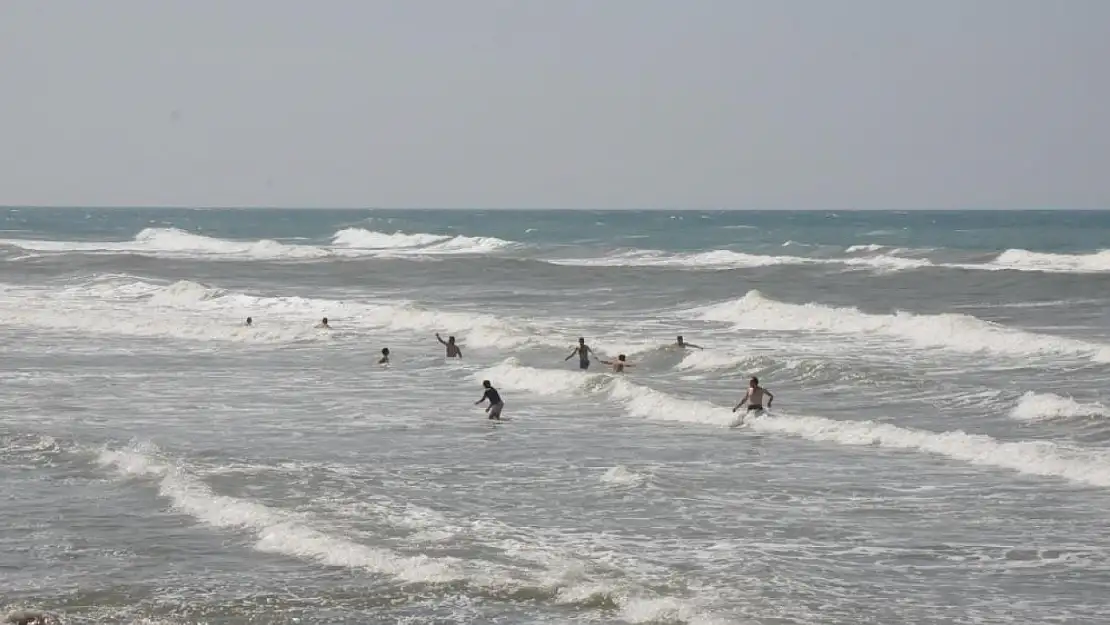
[747,386,766,405]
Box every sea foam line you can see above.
[477,360,1110,489]
[96,444,726,623]
[0,227,518,260]
[97,445,466,583]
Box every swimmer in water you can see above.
[674,335,703,349]
[475,380,504,420]
[315,317,330,329]
[436,333,462,358]
[599,354,634,373]
[245,316,253,327]
[733,376,773,415]
[564,337,595,370]
[378,347,390,364]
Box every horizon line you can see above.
[3,205,1107,212]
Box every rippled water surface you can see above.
[3,208,1110,624]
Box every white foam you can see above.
[0,227,518,261]
[692,290,1110,363]
[97,445,727,621]
[676,349,758,372]
[96,446,465,583]
[845,244,888,253]
[478,359,1110,489]
[1009,392,1107,422]
[747,411,1110,489]
[550,248,931,272]
[331,228,449,249]
[332,228,517,255]
[990,248,1110,273]
[2,276,554,348]
[600,465,647,487]
[0,227,334,260]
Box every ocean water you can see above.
[2,207,1110,625]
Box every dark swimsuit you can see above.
[747,404,763,412]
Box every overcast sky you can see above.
[1,1,1107,209]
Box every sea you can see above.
[2,207,1109,625]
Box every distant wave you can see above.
[1,227,334,260]
[548,248,932,272]
[689,290,1110,363]
[332,227,516,255]
[477,359,1110,488]
[845,244,888,253]
[0,227,518,261]
[1,275,555,348]
[988,248,1110,273]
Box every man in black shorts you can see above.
[733,376,774,414]
[476,380,504,420]
[564,337,595,370]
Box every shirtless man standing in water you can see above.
[599,354,635,373]
[734,377,774,414]
[674,335,703,349]
[435,333,463,358]
[564,337,595,370]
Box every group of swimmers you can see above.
[243,316,774,422]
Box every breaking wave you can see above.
[690,290,1110,363]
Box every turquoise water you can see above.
[2,208,1109,624]
[6,207,1110,252]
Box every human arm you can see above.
[733,389,750,412]
[436,333,447,345]
[765,390,774,407]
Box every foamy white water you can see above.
[4,207,1110,625]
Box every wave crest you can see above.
[692,290,1110,363]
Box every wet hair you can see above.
[750,377,759,386]
[321,317,328,324]
[482,380,491,387]
[618,354,626,361]
[677,335,683,341]
[448,335,455,342]
[381,348,389,355]
[246,317,252,324]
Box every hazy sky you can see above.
[1,1,1107,209]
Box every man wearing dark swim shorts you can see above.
[564,337,595,370]
[733,376,774,414]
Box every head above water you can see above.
[246,316,252,324]
[578,337,585,344]
[321,317,328,324]
[482,380,492,388]
[618,354,626,361]
[676,335,684,344]
[750,376,759,387]
[382,347,389,355]
[448,335,456,343]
